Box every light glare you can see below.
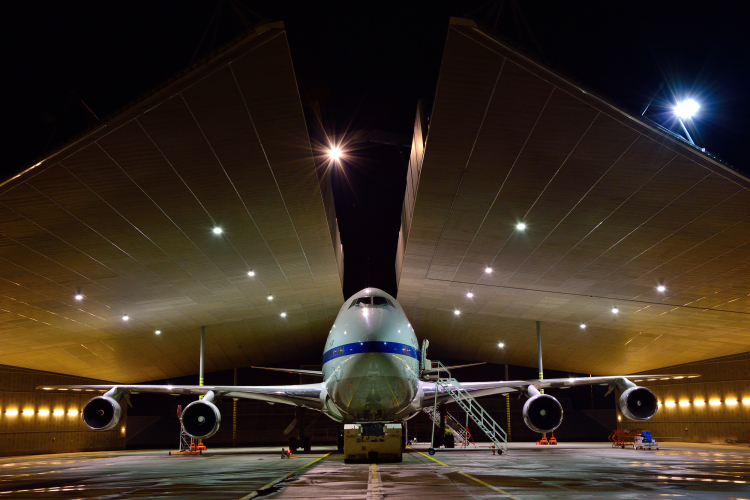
[725,398,738,405]
[328,147,342,160]
[53,409,64,416]
[679,400,690,407]
[665,400,676,408]
[213,227,222,234]
[612,307,619,314]
[155,330,161,335]
[38,409,50,416]
[485,267,492,274]
[466,292,474,298]
[709,399,721,406]
[280,312,287,318]
[5,409,18,416]
[657,285,666,292]
[742,398,750,404]
[454,310,460,316]
[75,294,83,300]
[694,399,705,406]
[516,222,526,230]
[248,270,255,277]
[22,409,34,416]
[68,409,78,416]
[674,99,700,119]
[498,342,504,348]
[580,323,586,329]
[267,295,273,301]
[122,314,129,321]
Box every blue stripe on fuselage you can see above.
[323,341,418,365]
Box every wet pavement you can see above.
[1,443,749,499]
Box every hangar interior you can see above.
[1,15,750,499]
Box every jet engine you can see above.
[181,391,221,439]
[618,386,658,420]
[522,392,564,433]
[82,396,122,431]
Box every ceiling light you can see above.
[498,342,504,348]
[155,330,161,335]
[68,409,78,416]
[213,227,222,235]
[580,323,586,329]
[38,409,50,416]
[454,310,460,316]
[612,307,619,314]
[742,398,750,405]
[280,312,287,318]
[466,292,474,298]
[665,401,676,408]
[674,99,700,119]
[53,409,64,416]
[657,285,666,292]
[694,399,705,406]
[679,401,690,407]
[709,399,721,406]
[725,398,738,405]
[5,409,17,416]
[22,409,34,416]
[248,270,255,277]
[122,314,129,321]
[267,295,273,301]
[75,293,83,300]
[516,222,526,230]
[328,147,342,160]
[485,267,492,274]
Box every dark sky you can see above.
[4,1,748,297]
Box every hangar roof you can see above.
[396,19,750,375]
[0,23,344,383]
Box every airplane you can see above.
[39,287,692,461]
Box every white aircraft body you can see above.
[41,287,690,457]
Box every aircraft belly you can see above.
[328,353,418,421]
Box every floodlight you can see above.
[248,270,255,277]
[267,295,273,301]
[466,292,474,298]
[674,99,700,119]
[485,267,492,274]
[122,314,129,321]
[75,293,83,300]
[612,307,619,314]
[213,227,222,235]
[498,342,505,348]
[657,285,666,292]
[328,147,342,160]
[155,330,161,335]
[454,310,460,316]
[580,323,586,329]
[280,312,287,318]
[516,222,526,230]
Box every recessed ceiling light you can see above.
[612,307,619,314]
[213,227,222,235]
[466,292,474,298]
[75,293,83,300]
[454,310,460,316]
[498,342,504,348]
[580,323,586,329]
[485,267,492,274]
[248,270,255,277]
[267,295,273,301]
[657,285,666,292]
[122,314,129,321]
[280,312,287,318]
[155,330,161,335]
[516,222,526,230]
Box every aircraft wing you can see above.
[38,383,324,410]
[421,374,699,404]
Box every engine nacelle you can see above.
[82,396,122,431]
[181,400,221,439]
[522,394,563,433]
[618,386,658,420]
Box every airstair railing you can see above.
[422,406,473,448]
[428,360,508,454]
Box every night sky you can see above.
[4,1,748,298]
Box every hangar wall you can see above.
[0,365,126,457]
[619,352,750,443]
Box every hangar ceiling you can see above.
[396,19,750,375]
[0,23,344,383]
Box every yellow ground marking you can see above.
[368,463,382,500]
[408,447,521,500]
[239,452,331,500]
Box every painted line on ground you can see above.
[239,452,331,499]
[367,463,383,500]
[407,447,522,500]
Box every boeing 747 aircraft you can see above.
[40,287,690,461]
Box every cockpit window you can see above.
[348,296,393,308]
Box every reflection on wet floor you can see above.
[0,443,749,499]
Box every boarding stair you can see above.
[421,406,476,448]
[427,360,508,454]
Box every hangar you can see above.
[1,15,749,499]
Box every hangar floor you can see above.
[1,443,748,499]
